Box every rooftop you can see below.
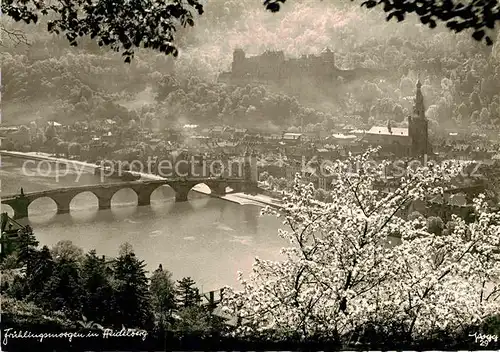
[332,134,357,139]
[366,126,409,136]
[350,129,366,134]
[283,133,303,138]
[211,126,226,133]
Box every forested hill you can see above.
[1,0,500,133]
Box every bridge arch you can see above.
[188,182,212,198]
[69,191,100,213]
[1,204,15,218]
[185,180,245,200]
[110,188,139,208]
[28,196,58,221]
[150,184,176,205]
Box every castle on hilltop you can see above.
[218,48,373,85]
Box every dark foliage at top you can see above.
[2,0,498,62]
[1,0,204,62]
[265,0,499,46]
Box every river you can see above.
[0,156,286,291]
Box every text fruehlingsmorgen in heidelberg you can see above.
[2,327,148,345]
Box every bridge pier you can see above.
[53,195,72,215]
[98,197,112,210]
[209,182,227,196]
[135,186,158,207]
[56,205,70,214]
[12,205,29,220]
[3,196,30,220]
[137,192,152,206]
[175,190,189,202]
[171,184,192,202]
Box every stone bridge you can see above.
[2,178,257,220]
[376,178,492,204]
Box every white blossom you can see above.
[221,150,500,343]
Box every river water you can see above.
[0,156,286,291]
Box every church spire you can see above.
[408,78,430,159]
[414,79,426,119]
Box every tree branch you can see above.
[262,0,499,46]
[0,24,30,47]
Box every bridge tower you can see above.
[250,151,258,183]
[243,151,259,192]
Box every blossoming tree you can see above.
[221,149,500,346]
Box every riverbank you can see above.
[0,150,284,209]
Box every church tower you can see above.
[408,80,429,158]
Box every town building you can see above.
[327,133,358,145]
[362,80,431,158]
[282,132,303,145]
[0,126,31,146]
[363,122,412,155]
[233,128,248,139]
